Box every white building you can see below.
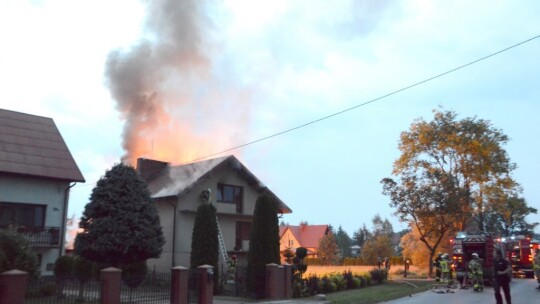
[0,108,85,276]
[138,155,292,271]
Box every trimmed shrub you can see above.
[306,274,320,295]
[369,268,387,284]
[364,273,372,286]
[352,277,361,288]
[342,270,355,289]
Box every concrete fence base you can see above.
[0,269,29,304]
[266,263,292,300]
[1,263,291,304]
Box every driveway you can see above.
[384,278,539,304]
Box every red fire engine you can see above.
[498,235,535,278]
[452,231,495,284]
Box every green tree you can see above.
[485,194,538,236]
[372,215,394,237]
[360,234,394,265]
[246,193,281,298]
[0,229,37,276]
[75,163,164,266]
[352,224,371,249]
[381,109,530,276]
[318,233,338,265]
[390,109,517,231]
[282,246,294,264]
[382,169,466,276]
[335,226,352,258]
[189,191,219,291]
[400,224,452,269]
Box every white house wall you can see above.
[148,161,265,272]
[0,175,70,275]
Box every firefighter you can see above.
[434,252,443,282]
[534,248,540,290]
[440,253,452,285]
[468,253,484,291]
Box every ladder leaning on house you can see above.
[215,214,231,265]
[202,188,230,266]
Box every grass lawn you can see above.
[324,280,435,304]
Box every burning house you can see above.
[138,155,292,271]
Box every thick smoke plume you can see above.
[105,0,251,165]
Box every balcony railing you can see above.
[5,227,62,247]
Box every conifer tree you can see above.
[246,193,280,298]
[189,194,219,290]
[75,163,164,266]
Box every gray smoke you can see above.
[105,0,249,165]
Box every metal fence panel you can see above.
[120,270,171,304]
[25,276,101,304]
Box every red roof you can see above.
[280,224,329,248]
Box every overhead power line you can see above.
[184,33,540,164]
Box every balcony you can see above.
[10,227,62,247]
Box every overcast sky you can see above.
[1,0,539,237]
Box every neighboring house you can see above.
[279,224,330,262]
[350,245,361,257]
[137,155,292,272]
[0,108,85,276]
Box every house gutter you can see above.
[60,182,76,259]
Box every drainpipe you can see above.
[60,182,76,259]
[167,200,178,268]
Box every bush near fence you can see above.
[306,256,407,266]
[294,269,381,298]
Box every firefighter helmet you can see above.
[472,253,479,258]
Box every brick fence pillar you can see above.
[266,263,284,300]
[197,265,213,304]
[100,267,122,304]
[282,263,292,299]
[0,269,28,304]
[171,266,188,304]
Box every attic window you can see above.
[216,184,243,207]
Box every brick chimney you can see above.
[136,158,169,182]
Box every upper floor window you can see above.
[0,202,46,230]
[216,184,243,213]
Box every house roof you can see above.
[280,224,329,248]
[144,155,292,214]
[0,108,85,182]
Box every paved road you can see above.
[384,278,540,304]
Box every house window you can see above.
[235,221,251,251]
[216,184,243,213]
[0,202,46,230]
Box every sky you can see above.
[1,0,539,238]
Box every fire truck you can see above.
[499,235,534,278]
[451,231,495,284]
